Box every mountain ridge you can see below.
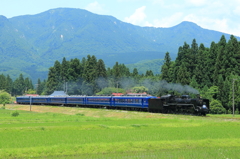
[0,8,239,82]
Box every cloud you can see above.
[185,0,207,6]
[183,14,239,36]
[85,1,106,14]
[124,6,147,25]
[233,6,240,16]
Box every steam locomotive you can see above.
[16,93,209,116]
[149,94,209,115]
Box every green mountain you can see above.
[0,8,239,82]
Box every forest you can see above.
[1,35,240,114]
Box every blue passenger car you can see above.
[85,96,112,107]
[112,96,156,109]
[66,96,86,105]
[16,96,31,104]
[32,96,49,104]
[48,97,67,105]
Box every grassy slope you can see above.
[1,105,240,158]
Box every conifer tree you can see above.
[83,55,97,83]
[0,74,6,91]
[189,75,199,89]
[6,75,13,94]
[189,39,198,77]
[36,78,45,95]
[95,59,108,91]
[227,35,240,76]
[96,59,107,78]
[194,43,211,88]
[176,63,190,85]
[213,35,227,85]
[61,57,69,82]
[46,67,59,94]
[13,74,25,95]
[112,62,121,79]
[206,42,218,84]
[68,58,81,81]
[160,52,171,82]
[145,70,154,77]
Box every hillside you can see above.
[0,8,239,81]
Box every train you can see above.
[148,94,209,115]
[16,93,209,116]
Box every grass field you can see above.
[1,104,240,158]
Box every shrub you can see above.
[210,100,226,114]
[11,111,20,117]
[0,91,11,104]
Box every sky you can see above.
[1,0,240,37]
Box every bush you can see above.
[0,91,11,104]
[11,111,20,117]
[210,100,226,114]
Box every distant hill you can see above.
[0,8,239,82]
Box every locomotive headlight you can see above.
[202,105,207,109]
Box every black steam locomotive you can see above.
[148,94,209,116]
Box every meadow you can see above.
[1,104,240,158]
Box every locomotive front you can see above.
[195,97,209,115]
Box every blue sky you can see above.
[1,0,240,36]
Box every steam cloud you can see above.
[65,77,199,96]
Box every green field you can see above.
[1,105,240,159]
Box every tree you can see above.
[131,86,148,93]
[112,62,121,79]
[189,75,199,90]
[68,58,81,81]
[24,77,34,92]
[210,99,226,114]
[176,63,190,85]
[6,75,13,95]
[189,39,198,77]
[13,74,26,95]
[61,57,69,82]
[96,59,107,78]
[206,41,218,84]
[145,70,154,77]
[0,74,6,91]
[160,52,172,82]
[36,78,45,95]
[0,90,11,105]
[213,35,227,85]
[83,55,97,83]
[132,68,139,77]
[194,43,210,88]
[217,76,230,110]
[46,67,59,94]
[96,87,125,95]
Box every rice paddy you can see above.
[1,104,240,158]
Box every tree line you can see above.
[1,35,240,114]
[45,55,155,96]
[0,74,34,96]
[160,35,240,113]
